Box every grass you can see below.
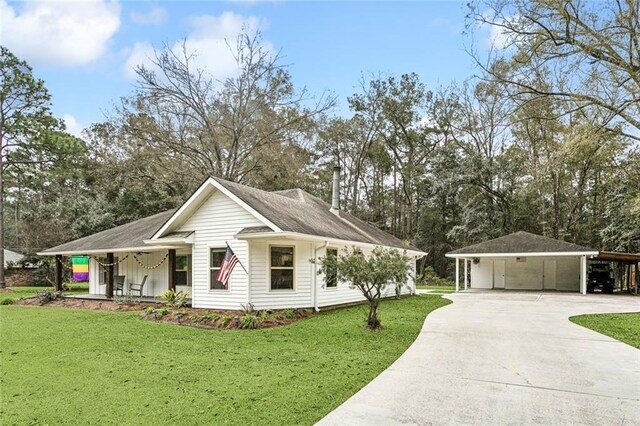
[416,284,456,293]
[0,295,450,425]
[570,312,640,349]
[0,283,89,303]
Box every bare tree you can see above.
[469,0,640,141]
[117,30,335,186]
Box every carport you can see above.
[591,251,640,295]
[445,231,599,294]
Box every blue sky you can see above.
[1,1,490,137]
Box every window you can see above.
[270,246,294,290]
[209,248,227,290]
[98,257,119,285]
[325,249,338,288]
[173,255,192,286]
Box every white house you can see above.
[445,231,599,294]
[40,168,425,310]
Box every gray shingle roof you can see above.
[41,177,419,255]
[447,231,595,255]
[41,210,176,254]
[213,177,416,251]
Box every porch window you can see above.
[173,255,192,286]
[270,246,294,290]
[325,249,338,288]
[98,257,119,285]
[209,248,227,290]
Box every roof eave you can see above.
[445,251,600,258]
[38,245,187,256]
[235,231,427,257]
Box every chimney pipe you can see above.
[331,166,340,213]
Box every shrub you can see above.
[240,303,255,314]
[160,289,189,308]
[1,298,15,305]
[203,312,221,322]
[36,290,63,304]
[144,306,155,315]
[156,307,171,317]
[175,309,188,323]
[240,314,259,329]
[217,315,232,328]
[280,309,296,319]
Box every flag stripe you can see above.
[215,246,239,287]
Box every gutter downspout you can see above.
[313,241,329,312]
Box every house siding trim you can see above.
[151,178,281,240]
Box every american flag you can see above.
[215,246,239,287]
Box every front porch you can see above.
[54,246,193,300]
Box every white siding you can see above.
[248,240,314,309]
[314,245,415,309]
[88,252,170,297]
[470,256,581,291]
[178,190,263,309]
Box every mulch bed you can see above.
[140,307,312,329]
[16,297,156,312]
[15,297,312,329]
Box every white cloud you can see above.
[123,11,268,82]
[63,114,85,139]
[123,42,156,80]
[0,0,121,67]
[130,6,167,25]
[487,23,510,50]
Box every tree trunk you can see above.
[0,151,5,289]
[367,298,381,329]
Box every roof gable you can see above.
[150,177,280,239]
[447,231,595,255]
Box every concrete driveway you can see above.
[319,292,640,425]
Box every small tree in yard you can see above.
[316,246,411,329]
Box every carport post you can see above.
[455,258,460,292]
[580,255,587,295]
[464,258,468,290]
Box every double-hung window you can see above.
[270,246,294,290]
[173,255,192,286]
[209,248,227,290]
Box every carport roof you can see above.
[446,231,598,257]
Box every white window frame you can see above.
[174,254,192,287]
[209,247,230,292]
[324,247,339,290]
[269,244,295,292]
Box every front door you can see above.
[543,260,557,290]
[493,260,506,289]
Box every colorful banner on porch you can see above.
[71,256,89,282]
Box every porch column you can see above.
[105,252,114,298]
[464,258,469,290]
[168,249,176,292]
[55,255,63,291]
[580,255,587,295]
[455,257,460,292]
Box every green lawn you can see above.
[570,312,640,349]
[416,285,456,293]
[0,283,89,303]
[0,295,449,425]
